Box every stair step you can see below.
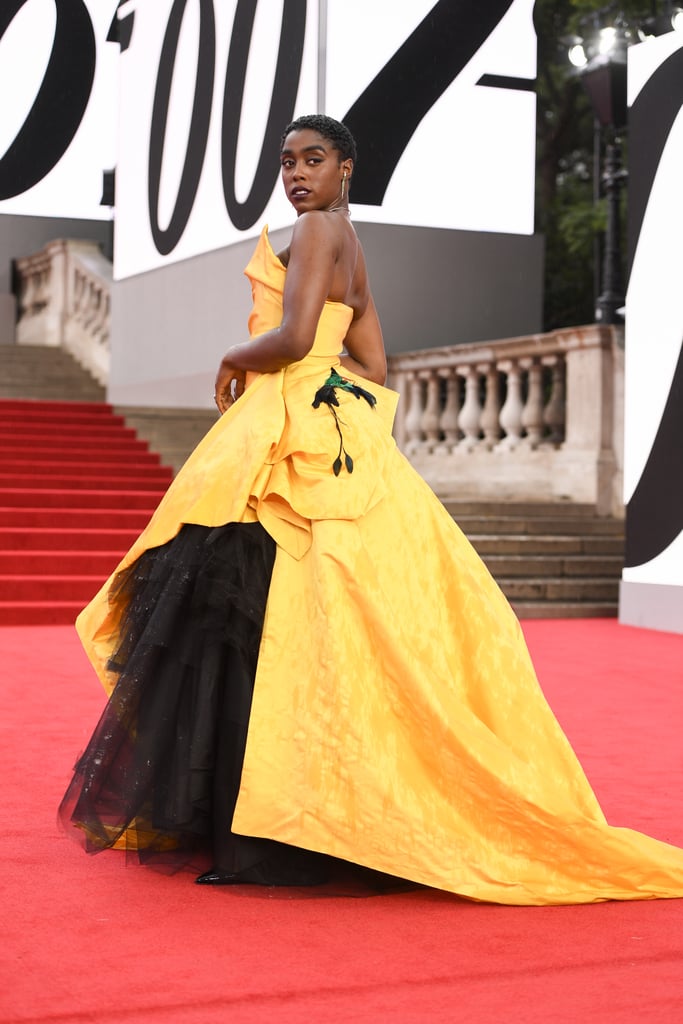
[454,499,624,617]
[0,408,125,427]
[0,346,107,405]
[455,515,623,536]
[0,449,162,467]
[0,435,151,453]
[0,386,106,400]
[481,555,623,578]
[0,574,106,601]
[0,361,171,622]
[0,550,123,574]
[470,535,624,556]
[0,527,140,551]
[511,601,618,619]
[0,423,139,440]
[0,399,112,414]
[0,507,152,529]
[0,461,172,481]
[497,578,619,601]
[444,500,598,517]
[0,600,85,626]
[0,487,163,509]
[0,347,99,362]
[0,472,171,491]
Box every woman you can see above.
[60,115,683,904]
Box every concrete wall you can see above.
[620,581,683,635]
[355,223,544,353]
[109,223,544,409]
[0,215,111,293]
[0,215,110,347]
[0,293,15,345]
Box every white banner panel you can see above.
[114,0,319,279]
[326,0,537,234]
[622,32,683,587]
[0,0,118,220]
[115,0,536,279]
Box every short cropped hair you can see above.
[280,114,357,164]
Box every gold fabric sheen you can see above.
[77,227,683,904]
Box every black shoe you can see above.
[195,869,241,885]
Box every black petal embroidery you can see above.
[312,368,376,475]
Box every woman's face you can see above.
[280,129,349,214]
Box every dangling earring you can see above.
[340,171,347,200]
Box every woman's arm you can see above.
[215,213,338,412]
[340,294,387,385]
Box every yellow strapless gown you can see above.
[76,227,683,905]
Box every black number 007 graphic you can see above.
[0,0,515,250]
[0,0,96,200]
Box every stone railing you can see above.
[387,324,624,515]
[10,239,624,513]
[15,239,112,384]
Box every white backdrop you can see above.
[623,31,683,589]
[114,0,319,279]
[0,1,538,279]
[326,0,537,234]
[0,0,118,220]
[113,0,536,279]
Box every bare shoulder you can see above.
[277,214,344,268]
[290,210,343,254]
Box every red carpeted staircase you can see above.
[0,399,173,625]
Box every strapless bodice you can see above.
[244,226,354,368]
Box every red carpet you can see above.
[0,399,172,626]
[1,619,682,1023]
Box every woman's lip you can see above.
[291,189,310,198]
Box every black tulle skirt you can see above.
[59,522,339,884]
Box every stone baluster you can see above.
[72,269,86,323]
[96,290,111,350]
[81,278,94,330]
[543,356,565,446]
[497,359,524,450]
[421,369,441,451]
[479,361,502,449]
[33,267,45,314]
[85,282,98,333]
[521,357,544,448]
[457,365,482,451]
[16,252,55,345]
[404,371,425,454]
[18,273,32,320]
[28,269,39,315]
[436,367,461,451]
[101,290,111,349]
[88,280,102,331]
[31,264,48,314]
[70,269,80,321]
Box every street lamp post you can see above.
[597,140,627,324]
[566,8,683,324]
[577,31,628,325]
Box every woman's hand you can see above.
[214,357,246,414]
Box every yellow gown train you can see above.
[76,227,683,905]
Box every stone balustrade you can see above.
[15,239,112,385]
[10,239,624,514]
[387,324,624,515]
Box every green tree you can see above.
[534,0,649,329]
